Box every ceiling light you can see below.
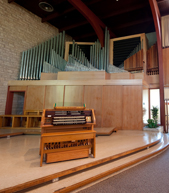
[39,2,54,12]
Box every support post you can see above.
[149,0,166,132]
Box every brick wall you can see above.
[0,0,72,115]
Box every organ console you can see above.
[40,105,96,166]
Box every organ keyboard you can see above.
[40,106,96,165]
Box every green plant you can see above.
[147,106,158,128]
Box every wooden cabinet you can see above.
[40,107,96,166]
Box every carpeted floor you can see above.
[78,147,169,193]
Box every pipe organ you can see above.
[19,27,111,80]
[68,27,110,72]
[40,106,96,165]
[19,31,67,80]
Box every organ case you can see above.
[40,106,96,165]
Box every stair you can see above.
[25,133,169,193]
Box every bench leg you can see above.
[40,142,44,167]
[91,137,96,158]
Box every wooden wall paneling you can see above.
[84,86,102,127]
[44,86,64,108]
[9,86,27,91]
[57,71,106,80]
[64,86,84,106]
[147,48,151,69]
[40,73,58,80]
[129,55,133,69]
[102,86,123,129]
[132,73,144,79]
[25,86,45,110]
[163,48,169,86]
[133,54,137,69]
[122,86,143,130]
[124,58,129,70]
[105,72,110,80]
[109,72,131,80]
[136,50,143,68]
[153,43,158,68]
[109,39,113,65]
[8,79,144,86]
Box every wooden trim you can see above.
[8,0,15,3]
[111,33,143,42]
[96,127,117,136]
[54,142,169,193]
[8,79,144,86]
[0,132,24,138]
[109,40,113,65]
[0,139,160,193]
[64,41,94,61]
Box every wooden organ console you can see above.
[40,106,96,166]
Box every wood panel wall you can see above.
[44,86,64,108]
[102,86,123,129]
[163,48,169,86]
[122,86,143,130]
[25,86,45,110]
[14,84,143,130]
[64,86,84,106]
[57,71,106,80]
[147,43,158,70]
[84,86,103,128]
[124,49,143,71]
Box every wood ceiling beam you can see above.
[8,0,15,3]
[53,0,67,5]
[149,0,166,132]
[67,0,116,47]
[74,32,96,41]
[59,2,149,32]
[42,0,103,23]
[67,0,106,46]
[157,0,168,3]
[112,18,153,30]
[60,21,88,32]
[102,2,149,19]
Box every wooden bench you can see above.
[40,130,96,167]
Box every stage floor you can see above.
[0,130,163,191]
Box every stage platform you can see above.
[0,130,168,193]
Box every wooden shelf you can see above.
[0,114,42,130]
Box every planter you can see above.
[143,126,163,132]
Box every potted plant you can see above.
[147,106,158,128]
[143,106,163,132]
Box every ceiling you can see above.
[10,0,169,42]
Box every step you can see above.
[0,131,163,193]
[25,134,169,193]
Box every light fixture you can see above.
[39,1,54,12]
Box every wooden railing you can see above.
[147,43,159,75]
[147,67,159,75]
[124,49,143,72]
